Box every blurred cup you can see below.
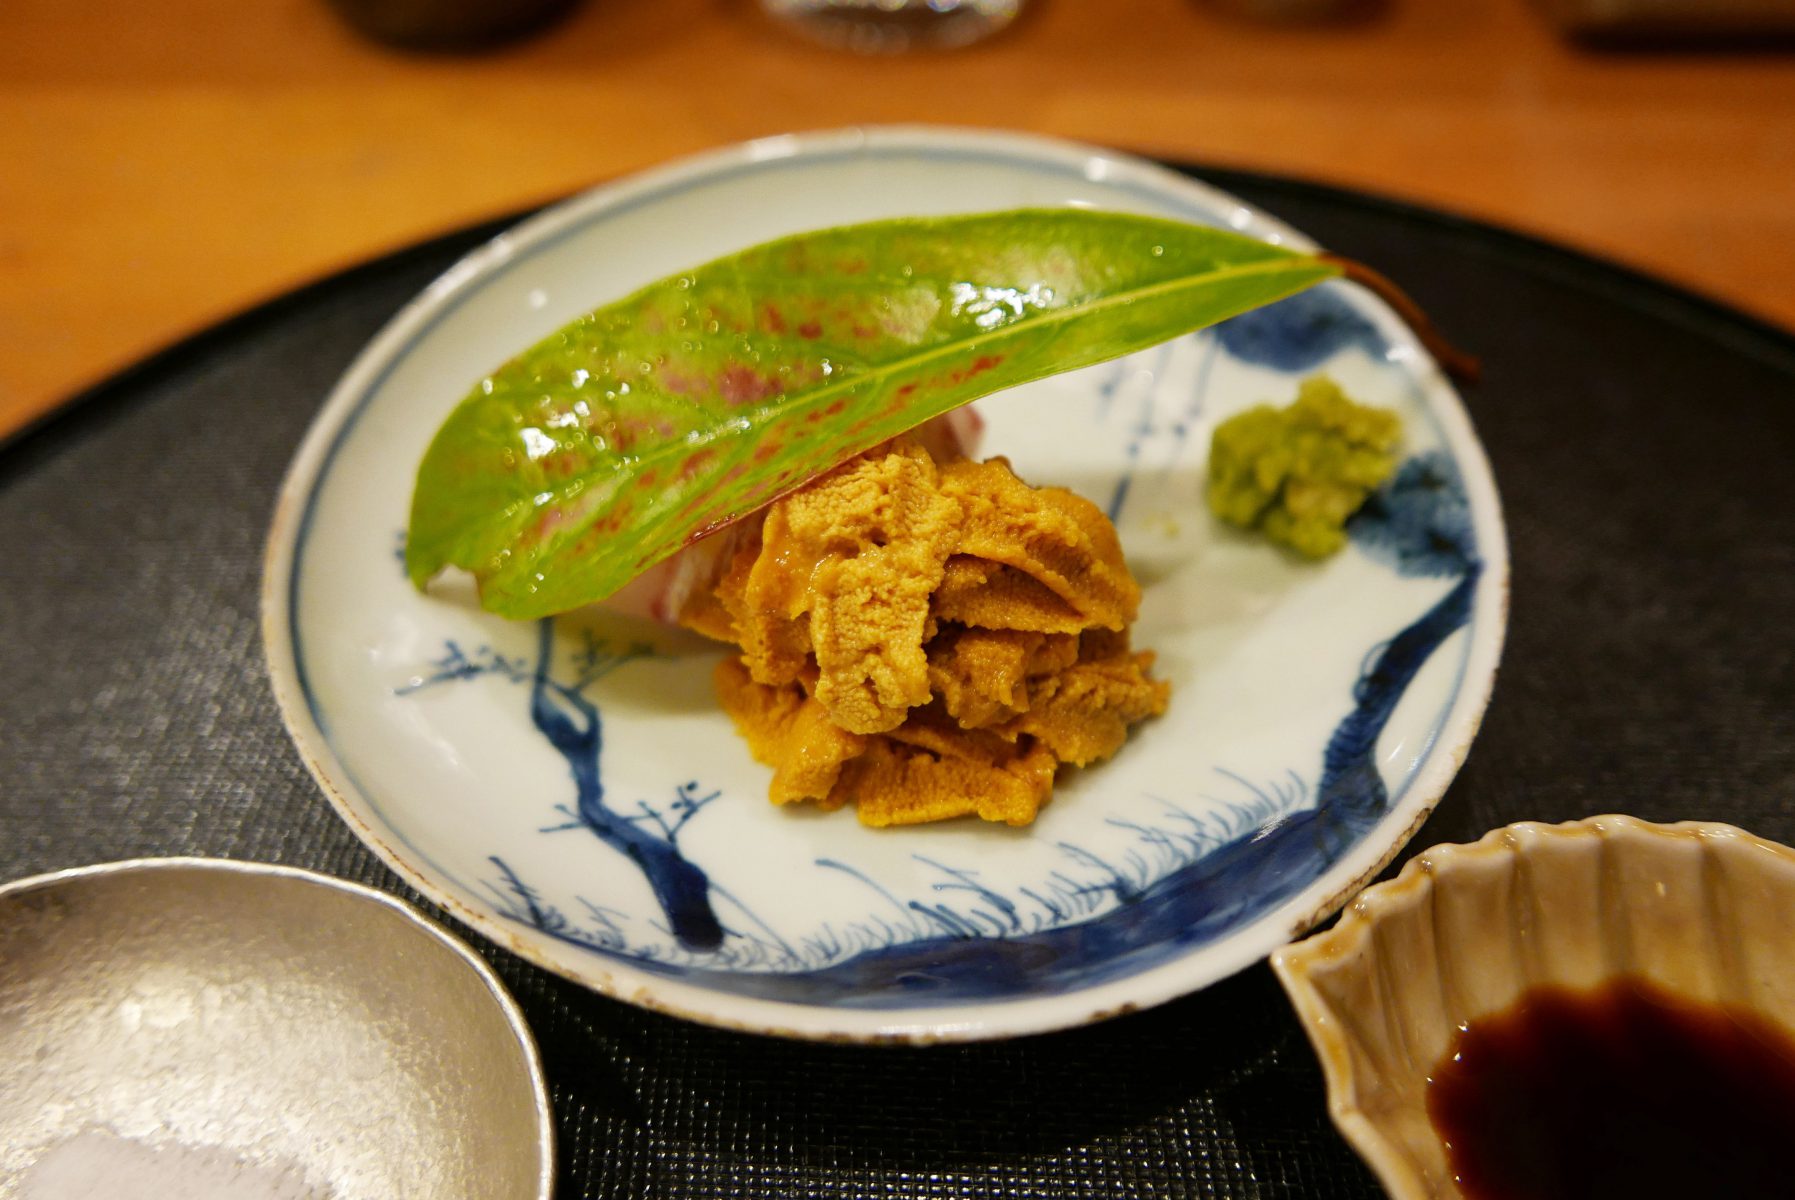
[1205,0,1378,21]
[326,0,580,50]
[759,0,1024,52]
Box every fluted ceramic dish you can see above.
[1272,815,1795,1199]
[0,858,552,1200]
[264,125,1508,1042]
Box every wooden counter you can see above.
[3,0,1791,436]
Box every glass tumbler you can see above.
[759,0,1024,53]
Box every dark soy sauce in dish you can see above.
[1427,976,1795,1199]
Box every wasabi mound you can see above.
[1206,376,1401,558]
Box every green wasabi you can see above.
[1206,375,1400,559]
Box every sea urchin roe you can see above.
[681,436,1169,827]
[1206,375,1400,558]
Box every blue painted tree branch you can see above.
[526,619,725,950]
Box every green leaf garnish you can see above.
[407,208,1340,618]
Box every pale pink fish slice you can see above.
[602,408,986,625]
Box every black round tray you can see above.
[4,164,1792,1198]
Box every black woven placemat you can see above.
[4,164,1793,1198]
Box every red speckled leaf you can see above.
[407,208,1338,618]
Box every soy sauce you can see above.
[1428,976,1795,1199]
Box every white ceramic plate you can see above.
[263,127,1507,1042]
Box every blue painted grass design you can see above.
[1103,341,1176,523]
[1148,333,1221,507]
[480,770,1308,988]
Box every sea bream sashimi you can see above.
[603,406,984,625]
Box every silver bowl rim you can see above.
[0,855,556,1200]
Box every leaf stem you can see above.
[1320,254,1482,384]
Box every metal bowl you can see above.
[0,858,552,1199]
